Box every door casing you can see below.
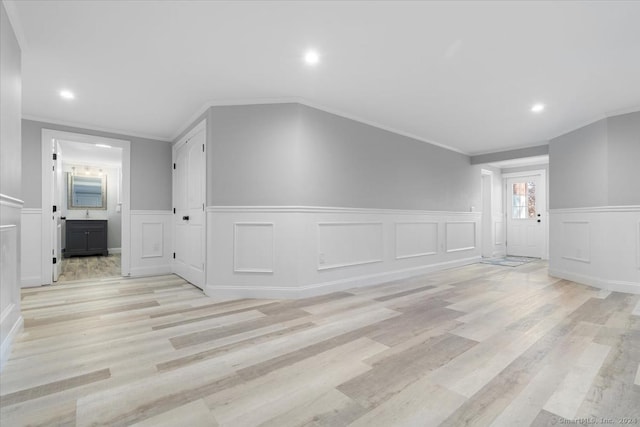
[41,130,131,284]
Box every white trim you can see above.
[207,205,482,217]
[24,115,170,142]
[0,193,24,208]
[0,312,23,372]
[42,129,131,285]
[1,1,27,51]
[233,222,275,273]
[108,247,122,255]
[209,256,480,300]
[549,268,639,295]
[550,206,640,214]
[172,98,466,155]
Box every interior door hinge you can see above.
[173,252,176,259]
[53,153,57,160]
[173,208,176,214]
[202,203,204,211]
[173,163,176,170]
[53,205,57,213]
[52,257,57,264]
[202,144,205,152]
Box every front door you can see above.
[505,173,546,258]
[172,126,206,288]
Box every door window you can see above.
[511,182,536,219]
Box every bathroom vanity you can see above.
[65,220,108,257]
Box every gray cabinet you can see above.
[65,220,108,257]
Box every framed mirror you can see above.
[68,174,107,209]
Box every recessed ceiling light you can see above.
[95,143,112,149]
[59,89,75,100]
[304,50,320,66]
[531,103,545,113]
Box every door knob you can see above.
[183,216,190,221]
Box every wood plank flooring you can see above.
[1,262,639,426]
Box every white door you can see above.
[173,127,206,288]
[51,140,63,281]
[505,174,546,258]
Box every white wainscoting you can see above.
[206,206,481,299]
[1,194,24,371]
[395,222,438,260]
[20,208,43,287]
[561,221,590,263]
[549,206,640,294]
[318,222,383,270]
[234,223,275,273]
[445,221,476,253]
[493,212,506,257]
[130,210,172,277]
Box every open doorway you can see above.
[41,130,131,285]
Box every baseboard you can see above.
[0,313,24,372]
[129,265,172,277]
[108,247,121,254]
[207,256,481,300]
[549,268,640,295]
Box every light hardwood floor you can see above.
[1,262,639,426]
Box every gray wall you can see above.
[208,104,302,206]
[297,105,478,211]
[549,111,640,209]
[22,120,172,210]
[186,103,480,211]
[1,4,21,199]
[549,119,609,209]
[607,112,640,206]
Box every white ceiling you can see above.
[8,1,640,155]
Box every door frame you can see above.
[41,129,131,283]
[171,119,207,288]
[481,169,494,258]
[502,169,548,259]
